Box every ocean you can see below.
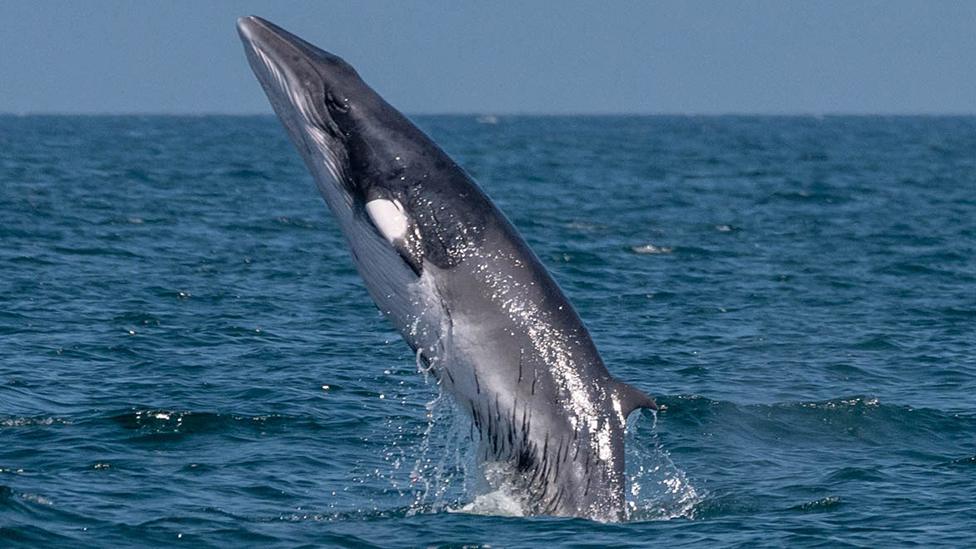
[1,115,974,547]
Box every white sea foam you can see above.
[631,244,674,255]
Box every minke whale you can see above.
[237,16,657,522]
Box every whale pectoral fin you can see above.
[614,380,659,418]
[365,197,423,275]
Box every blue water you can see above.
[1,115,974,547]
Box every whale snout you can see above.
[235,15,260,38]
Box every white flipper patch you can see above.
[365,199,408,243]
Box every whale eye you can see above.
[326,91,350,114]
[365,198,408,243]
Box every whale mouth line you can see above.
[238,16,354,212]
[238,18,338,138]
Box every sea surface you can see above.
[1,115,974,547]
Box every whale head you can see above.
[241,16,422,268]
[237,16,494,331]
[237,16,388,199]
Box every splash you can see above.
[624,411,703,521]
[452,461,527,517]
[380,376,701,522]
[379,382,477,515]
[376,375,529,518]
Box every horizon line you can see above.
[2,110,975,118]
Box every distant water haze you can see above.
[0,1,974,115]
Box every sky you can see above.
[1,1,974,115]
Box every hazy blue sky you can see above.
[1,1,974,114]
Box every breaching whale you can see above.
[237,16,657,522]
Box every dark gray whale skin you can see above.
[237,16,657,522]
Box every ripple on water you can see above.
[2,115,975,546]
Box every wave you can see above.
[2,394,971,529]
[6,394,969,447]
[658,394,975,440]
[105,409,325,438]
[0,416,70,428]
